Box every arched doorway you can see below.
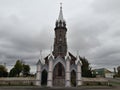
[41,69,48,86]
[53,62,65,86]
[71,70,76,86]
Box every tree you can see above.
[9,60,31,77]
[9,60,23,77]
[117,66,120,77]
[79,56,92,77]
[0,65,8,77]
[14,60,23,76]
[23,64,30,76]
[9,68,17,77]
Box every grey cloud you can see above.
[92,0,120,14]
[0,0,120,72]
[0,14,52,66]
[67,0,120,70]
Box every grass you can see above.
[110,81,120,86]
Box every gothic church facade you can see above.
[36,5,82,87]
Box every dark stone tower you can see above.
[53,5,67,58]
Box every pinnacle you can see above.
[58,3,64,21]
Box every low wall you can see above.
[0,77,109,86]
[0,77,36,86]
[82,77,109,86]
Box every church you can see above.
[35,5,82,87]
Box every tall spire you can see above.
[58,3,64,21]
[53,3,67,58]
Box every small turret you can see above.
[65,52,71,60]
[36,59,42,86]
[36,59,41,65]
[76,52,82,65]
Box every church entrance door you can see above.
[41,69,48,86]
[53,62,65,86]
[71,70,76,86]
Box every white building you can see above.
[36,5,82,87]
[93,68,114,78]
[105,72,114,78]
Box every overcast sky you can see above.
[0,0,120,73]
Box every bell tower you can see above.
[53,4,67,58]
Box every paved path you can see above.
[0,86,120,90]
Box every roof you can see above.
[93,68,113,74]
